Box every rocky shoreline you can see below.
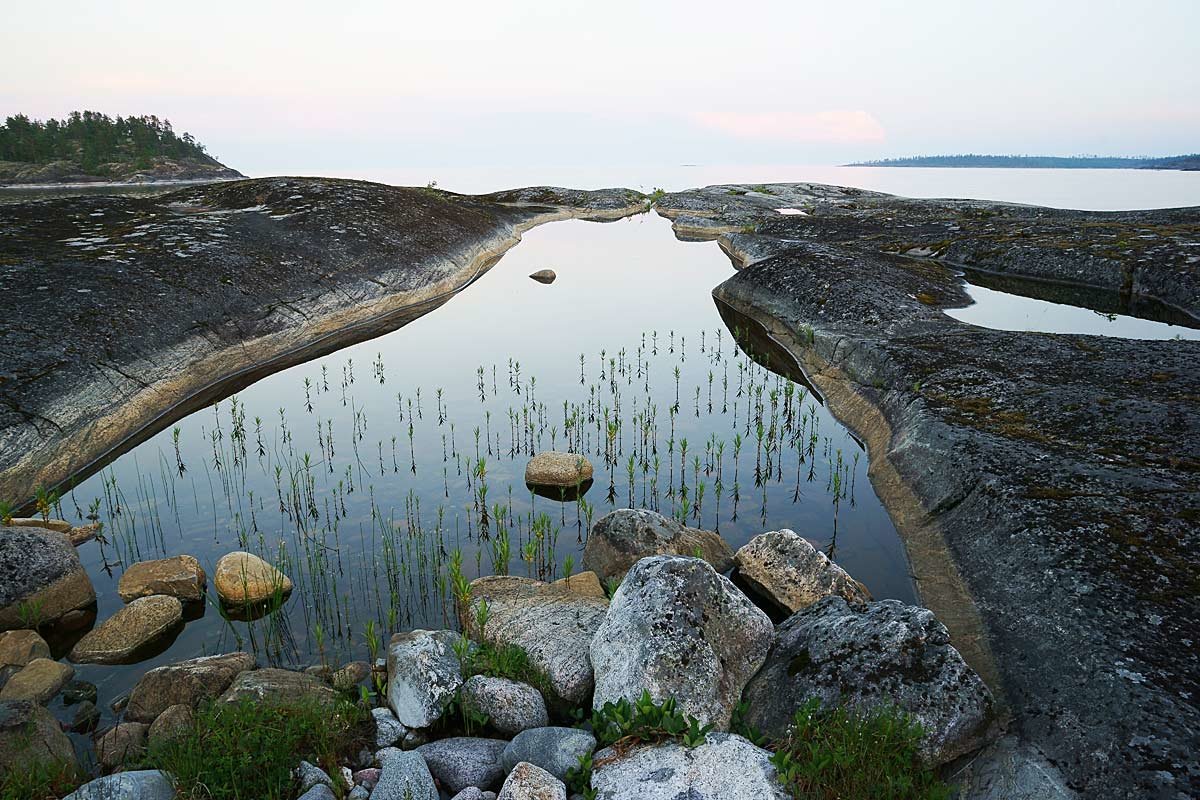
[657,183,1200,798]
[0,178,646,504]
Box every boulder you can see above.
[529,269,557,284]
[732,529,869,615]
[590,732,789,800]
[524,452,593,488]
[501,727,596,780]
[117,555,207,603]
[415,736,507,793]
[385,629,464,728]
[549,571,606,598]
[462,675,548,735]
[0,699,76,779]
[461,576,608,706]
[583,509,734,582]
[741,597,996,766]
[63,770,176,800]
[218,667,339,708]
[213,551,292,605]
[0,628,50,666]
[498,762,566,800]
[347,786,369,800]
[372,747,438,800]
[0,525,96,630]
[295,760,333,793]
[0,657,73,703]
[371,706,407,748]
[69,595,183,664]
[147,703,193,747]
[126,651,255,722]
[332,660,371,691]
[97,721,148,771]
[589,556,772,729]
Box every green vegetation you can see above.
[0,756,76,800]
[0,111,216,175]
[139,697,367,800]
[768,698,950,800]
[847,153,1200,171]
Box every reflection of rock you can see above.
[732,529,869,616]
[524,452,593,488]
[127,651,255,723]
[0,525,96,630]
[0,657,74,704]
[590,732,789,800]
[742,597,995,766]
[118,555,207,603]
[214,551,292,605]
[0,700,76,781]
[460,575,608,707]
[591,556,772,729]
[584,509,734,583]
[527,479,592,502]
[69,595,183,665]
[529,269,557,284]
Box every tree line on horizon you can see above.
[847,153,1199,170]
[0,111,215,174]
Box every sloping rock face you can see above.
[0,525,95,630]
[732,529,869,615]
[590,732,789,800]
[126,651,254,722]
[461,575,609,706]
[385,629,464,728]
[0,629,50,666]
[681,182,1200,797]
[583,509,734,582]
[743,597,995,766]
[0,179,644,505]
[590,556,772,729]
[69,594,183,664]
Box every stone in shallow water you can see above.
[583,508,734,582]
[415,736,507,793]
[590,555,772,730]
[732,529,869,615]
[126,651,255,722]
[385,629,464,728]
[0,657,74,704]
[524,452,593,488]
[213,551,293,605]
[7,517,71,533]
[117,554,207,603]
[590,732,789,800]
[529,269,557,284]
[742,596,996,766]
[0,629,50,666]
[62,770,176,800]
[462,675,548,735]
[69,594,183,664]
[0,525,96,630]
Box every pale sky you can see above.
[3,0,1198,175]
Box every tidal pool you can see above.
[51,211,913,740]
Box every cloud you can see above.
[690,110,886,143]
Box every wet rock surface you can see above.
[0,178,644,505]
[583,508,734,582]
[674,182,1200,798]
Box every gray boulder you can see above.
[385,629,464,728]
[589,556,772,729]
[953,735,1074,800]
[461,576,608,706]
[584,509,734,582]
[498,762,566,800]
[63,770,176,800]
[590,732,789,800]
[416,736,507,793]
[732,529,869,615]
[0,525,96,630]
[501,727,596,780]
[372,747,438,800]
[462,674,548,735]
[126,651,254,722]
[371,706,407,748]
[294,760,333,793]
[451,789,490,800]
[296,785,336,800]
[742,597,996,766]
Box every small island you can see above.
[0,110,244,186]
[846,153,1200,170]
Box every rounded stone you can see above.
[63,771,176,800]
[126,651,255,722]
[583,509,734,583]
[501,726,597,780]
[0,525,96,630]
[462,675,548,735]
[69,595,183,665]
[529,269,557,284]
[524,452,593,488]
[214,551,293,605]
[498,761,566,800]
[0,657,74,704]
[415,736,507,794]
[0,628,51,666]
[117,554,207,603]
[147,703,193,747]
[96,721,149,771]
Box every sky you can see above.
[3,0,1198,175]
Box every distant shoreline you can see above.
[846,154,1200,171]
[0,175,244,191]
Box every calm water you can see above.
[52,212,909,737]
